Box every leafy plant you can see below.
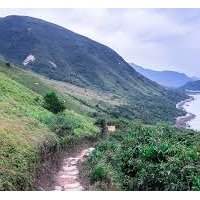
[43,92,66,114]
[87,124,200,191]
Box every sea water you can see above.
[183,94,200,131]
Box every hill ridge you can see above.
[0,15,187,123]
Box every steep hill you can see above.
[0,15,187,123]
[0,15,142,92]
[0,61,99,190]
[131,63,194,88]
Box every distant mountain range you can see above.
[130,63,198,88]
[181,80,200,91]
[0,15,186,123]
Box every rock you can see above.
[54,186,63,191]
[64,182,81,189]
[64,186,84,191]
[62,166,77,172]
[88,147,95,153]
[66,169,79,176]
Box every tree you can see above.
[95,118,108,136]
[43,92,66,114]
[6,62,11,67]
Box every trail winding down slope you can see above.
[53,147,95,191]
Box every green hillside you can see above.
[0,15,187,124]
[0,62,99,190]
[0,61,198,191]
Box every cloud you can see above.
[0,8,200,76]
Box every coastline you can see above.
[176,96,196,129]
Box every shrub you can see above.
[43,92,66,114]
[50,110,99,138]
[88,124,200,191]
[5,62,11,67]
[50,114,73,137]
[91,164,108,182]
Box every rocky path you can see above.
[53,147,95,191]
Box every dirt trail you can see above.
[52,147,95,191]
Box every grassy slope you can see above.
[0,61,192,191]
[0,70,58,190]
[0,61,97,115]
[0,61,126,121]
[0,62,99,190]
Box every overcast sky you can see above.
[0,8,200,76]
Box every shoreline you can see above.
[176,96,196,129]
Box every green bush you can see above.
[50,110,99,138]
[43,92,66,114]
[88,124,200,191]
[91,164,108,182]
[50,114,74,137]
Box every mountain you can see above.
[0,15,142,92]
[181,80,200,91]
[131,63,194,88]
[191,76,200,81]
[0,15,187,123]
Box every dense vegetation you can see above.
[0,62,99,190]
[43,92,66,114]
[87,123,200,191]
[0,15,187,124]
[108,88,186,124]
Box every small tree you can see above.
[6,62,11,67]
[95,118,108,136]
[43,92,66,114]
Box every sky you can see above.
[0,8,200,77]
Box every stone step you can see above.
[65,169,79,176]
[62,166,78,171]
[54,186,63,191]
[64,157,79,162]
[52,147,95,191]
[64,186,84,191]
[64,182,81,189]
[59,174,77,179]
[56,177,77,186]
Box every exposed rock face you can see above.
[23,54,36,66]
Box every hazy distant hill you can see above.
[131,63,195,88]
[0,15,187,123]
[181,80,200,91]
